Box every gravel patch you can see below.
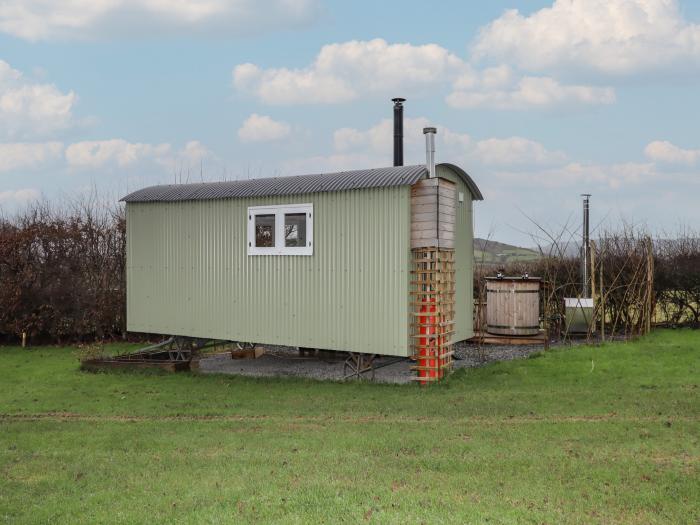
[198,346,414,384]
[198,339,559,384]
[452,340,546,368]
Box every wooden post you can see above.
[599,251,605,343]
[590,240,596,338]
[21,332,27,348]
[646,237,654,335]
[590,240,596,300]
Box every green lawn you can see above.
[1,331,698,524]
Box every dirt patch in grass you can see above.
[2,411,697,425]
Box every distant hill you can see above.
[474,237,699,266]
[474,238,540,265]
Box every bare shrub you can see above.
[0,195,125,344]
[654,227,700,327]
[474,223,698,335]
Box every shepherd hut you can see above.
[121,103,483,372]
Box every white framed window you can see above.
[247,203,313,256]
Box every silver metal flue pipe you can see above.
[581,194,591,297]
[423,127,437,178]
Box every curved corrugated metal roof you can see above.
[121,163,483,203]
[440,163,484,201]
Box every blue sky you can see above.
[1,0,699,245]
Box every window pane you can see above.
[284,213,306,247]
[255,214,275,247]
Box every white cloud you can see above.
[65,138,214,179]
[176,140,211,164]
[491,161,657,190]
[645,140,700,165]
[234,37,618,110]
[285,117,460,174]
[0,142,64,172]
[233,38,467,104]
[333,117,565,167]
[282,153,384,175]
[334,118,424,154]
[0,0,320,41]
[238,114,291,143]
[0,139,211,177]
[447,72,615,110]
[157,140,214,173]
[0,188,41,206]
[334,117,473,158]
[472,0,700,75]
[65,139,172,168]
[474,137,567,166]
[0,60,77,138]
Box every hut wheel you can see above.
[168,337,193,361]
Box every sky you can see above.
[1,0,699,245]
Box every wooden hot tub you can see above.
[485,276,541,336]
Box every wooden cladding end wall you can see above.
[410,178,456,249]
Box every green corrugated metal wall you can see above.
[126,167,475,357]
[127,185,414,356]
[436,165,475,342]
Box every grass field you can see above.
[474,248,541,266]
[1,331,698,524]
[473,238,541,266]
[474,247,541,266]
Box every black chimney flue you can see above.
[392,97,405,166]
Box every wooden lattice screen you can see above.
[410,247,455,383]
